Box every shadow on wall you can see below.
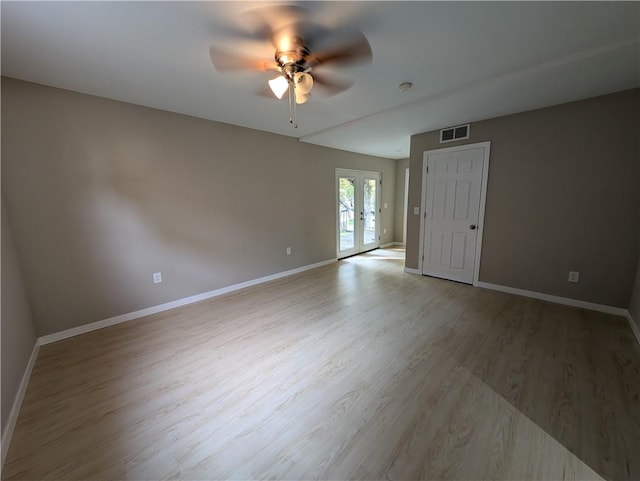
[46,112,310,327]
[85,118,302,267]
[3,78,395,335]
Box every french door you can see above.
[336,169,381,259]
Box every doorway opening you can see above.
[336,169,381,259]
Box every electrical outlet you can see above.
[568,271,579,283]
[286,247,292,255]
[384,202,388,209]
[383,228,387,234]
[413,206,420,215]
[153,272,162,284]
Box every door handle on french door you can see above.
[470,224,477,230]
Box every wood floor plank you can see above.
[3,249,639,480]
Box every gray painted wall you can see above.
[630,244,640,331]
[394,158,409,244]
[1,78,397,336]
[1,201,37,434]
[406,89,640,308]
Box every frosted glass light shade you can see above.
[294,72,313,94]
[295,92,309,104]
[268,76,289,99]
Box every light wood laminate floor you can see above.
[4,249,640,480]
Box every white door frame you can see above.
[417,141,490,286]
[403,167,409,245]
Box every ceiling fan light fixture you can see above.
[209,6,373,128]
[268,75,289,99]
[295,92,309,104]
[294,72,313,95]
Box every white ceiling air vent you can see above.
[440,124,470,143]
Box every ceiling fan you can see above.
[209,5,372,128]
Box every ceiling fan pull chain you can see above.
[288,81,298,128]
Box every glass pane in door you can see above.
[338,176,356,252]
[363,177,377,246]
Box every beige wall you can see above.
[630,244,640,332]
[1,200,37,433]
[393,158,409,244]
[1,78,396,336]
[407,89,640,308]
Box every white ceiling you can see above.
[2,1,639,159]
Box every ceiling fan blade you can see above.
[209,47,278,72]
[243,5,309,48]
[308,31,372,68]
[312,72,354,96]
[255,84,286,100]
[207,22,268,45]
[278,21,328,50]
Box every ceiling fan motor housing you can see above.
[275,36,311,79]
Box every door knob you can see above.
[470,224,477,230]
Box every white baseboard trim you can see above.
[1,340,40,471]
[39,258,337,345]
[404,267,421,275]
[625,312,640,346]
[380,242,405,248]
[478,282,629,317]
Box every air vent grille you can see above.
[440,124,470,143]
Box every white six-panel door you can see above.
[421,143,489,284]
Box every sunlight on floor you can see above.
[344,247,406,262]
